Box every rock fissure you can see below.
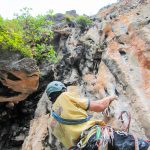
[0,81,21,97]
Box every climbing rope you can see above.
[132,133,139,150]
[70,109,149,150]
[118,111,131,132]
[118,111,141,150]
[102,105,150,150]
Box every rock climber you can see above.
[46,81,150,150]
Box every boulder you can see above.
[0,54,39,103]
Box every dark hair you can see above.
[49,88,66,103]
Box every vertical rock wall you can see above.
[23,1,150,149]
[1,1,150,150]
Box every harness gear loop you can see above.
[77,125,100,148]
[76,125,114,149]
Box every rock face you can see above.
[0,53,39,103]
[22,1,150,149]
[95,0,150,138]
[0,51,40,150]
[1,1,150,150]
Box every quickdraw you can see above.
[102,106,111,117]
[69,110,149,150]
[96,126,114,149]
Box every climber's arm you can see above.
[89,96,117,112]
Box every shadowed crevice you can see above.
[7,73,21,81]
[0,81,21,97]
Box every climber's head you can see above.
[46,81,66,103]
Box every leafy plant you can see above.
[34,44,57,63]
[75,15,92,32]
[14,7,54,44]
[64,14,75,22]
[0,7,59,63]
[0,17,32,57]
[14,7,57,62]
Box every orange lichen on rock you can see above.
[3,71,39,93]
[83,74,97,92]
[97,5,114,18]
[142,68,150,99]
[0,58,39,103]
[118,15,131,26]
[107,41,120,53]
[129,33,150,99]
[0,70,39,103]
[103,24,112,34]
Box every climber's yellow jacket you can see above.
[49,92,105,148]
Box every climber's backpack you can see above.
[108,131,149,150]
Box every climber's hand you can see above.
[89,95,118,112]
[107,95,118,104]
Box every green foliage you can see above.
[64,14,75,22]
[14,7,54,44]
[0,7,58,63]
[0,17,32,57]
[35,44,57,63]
[75,15,92,31]
[47,9,55,18]
[0,16,3,25]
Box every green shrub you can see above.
[15,7,54,44]
[64,14,75,22]
[0,18,32,57]
[35,44,57,63]
[0,8,58,62]
[75,15,92,31]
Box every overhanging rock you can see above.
[0,57,39,103]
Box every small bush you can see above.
[35,44,57,63]
[0,8,58,62]
[0,18,32,57]
[75,15,92,31]
[64,14,75,22]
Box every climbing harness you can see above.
[76,125,100,148]
[52,108,149,150]
[75,125,114,149]
[68,111,149,150]
[51,111,93,125]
